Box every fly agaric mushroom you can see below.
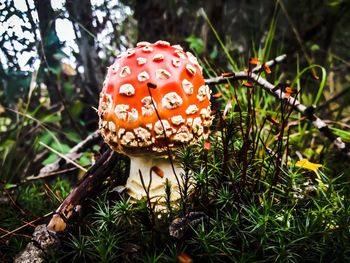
[98,40,212,204]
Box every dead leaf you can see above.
[263,63,271,74]
[249,57,260,66]
[178,253,193,263]
[204,140,211,151]
[221,72,235,78]
[151,166,164,178]
[242,80,254,88]
[295,159,322,178]
[212,92,223,98]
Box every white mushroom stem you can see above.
[126,156,184,203]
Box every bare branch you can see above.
[252,54,287,72]
[15,149,118,261]
[205,56,350,158]
[205,54,287,85]
[47,149,117,232]
[14,224,59,263]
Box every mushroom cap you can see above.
[98,41,212,156]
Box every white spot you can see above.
[134,127,152,146]
[182,79,194,94]
[102,120,107,128]
[126,49,135,57]
[203,118,213,127]
[152,146,167,153]
[172,44,183,50]
[155,40,170,46]
[178,125,189,133]
[104,94,113,111]
[118,128,125,137]
[171,115,185,125]
[186,105,199,115]
[197,85,207,101]
[108,121,116,132]
[110,62,120,74]
[187,118,193,126]
[128,108,138,122]
[138,140,153,147]
[206,85,212,99]
[200,108,208,117]
[129,140,138,147]
[119,84,135,96]
[174,133,192,143]
[186,64,196,76]
[172,58,181,68]
[202,107,212,124]
[141,96,154,105]
[121,132,137,146]
[153,53,164,62]
[134,127,151,140]
[120,66,131,77]
[156,69,171,80]
[138,71,150,82]
[154,120,174,137]
[142,45,153,53]
[199,65,203,74]
[174,126,193,142]
[162,92,183,109]
[205,106,212,118]
[174,49,186,59]
[192,117,203,135]
[137,41,151,47]
[145,123,153,130]
[136,57,147,66]
[141,96,156,116]
[114,104,129,120]
[105,93,112,103]
[186,52,199,65]
[111,133,118,143]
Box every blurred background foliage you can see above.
[1,0,350,262]
[1,0,350,181]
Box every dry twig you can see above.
[15,149,118,262]
[205,55,350,158]
[47,149,117,232]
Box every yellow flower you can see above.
[295,159,322,179]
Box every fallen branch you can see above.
[15,149,118,262]
[205,56,350,158]
[47,148,117,232]
[26,130,101,180]
[14,224,60,263]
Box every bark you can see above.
[14,224,60,263]
[47,149,117,232]
[15,149,118,261]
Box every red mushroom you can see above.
[98,40,212,205]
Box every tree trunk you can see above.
[66,0,104,106]
[34,0,61,105]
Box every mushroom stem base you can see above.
[126,156,184,204]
